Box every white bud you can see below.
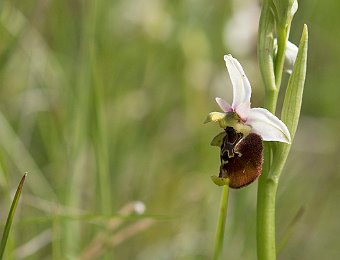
[274,39,298,74]
[284,40,298,74]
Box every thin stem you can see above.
[256,29,285,260]
[257,60,279,260]
[257,97,279,260]
[256,22,291,260]
[89,0,111,216]
[264,89,279,114]
[257,151,277,260]
[213,184,230,260]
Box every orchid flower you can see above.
[205,54,291,144]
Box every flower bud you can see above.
[274,39,298,74]
[284,40,299,74]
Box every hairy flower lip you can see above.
[211,127,264,189]
[206,54,291,144]
[219,131,264,189]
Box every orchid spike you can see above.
[205,54,291,143]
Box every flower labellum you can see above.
[205,55,291,188]
[211,127,263,188]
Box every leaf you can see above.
[271,25,308,177]
[281,25,308,140]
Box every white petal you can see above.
[246,108,291,143]
[224,54,251,109]
[215,97,232,112]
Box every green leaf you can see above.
[0,173,27,259]
[270,24,308,180]
[281,25,308,140]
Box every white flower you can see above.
[205,55,291,143]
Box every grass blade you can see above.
[0,173,27,259]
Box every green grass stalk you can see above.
[0,173,27,259]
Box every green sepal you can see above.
[210,132,226,147]
[211,175,230,186]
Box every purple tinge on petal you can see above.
[215,97,232,112]
[235,101,251,121]
[246,108,291,143]
[224,55,252,109]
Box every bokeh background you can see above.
[0,0,339,259]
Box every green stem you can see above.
[213,184,230,260]
[256,149,277,260]
[89,0,111,216]
[257,26,288,259]
[264,89,279,113]
[257,96,280,260]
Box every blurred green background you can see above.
[0,0,339,259]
